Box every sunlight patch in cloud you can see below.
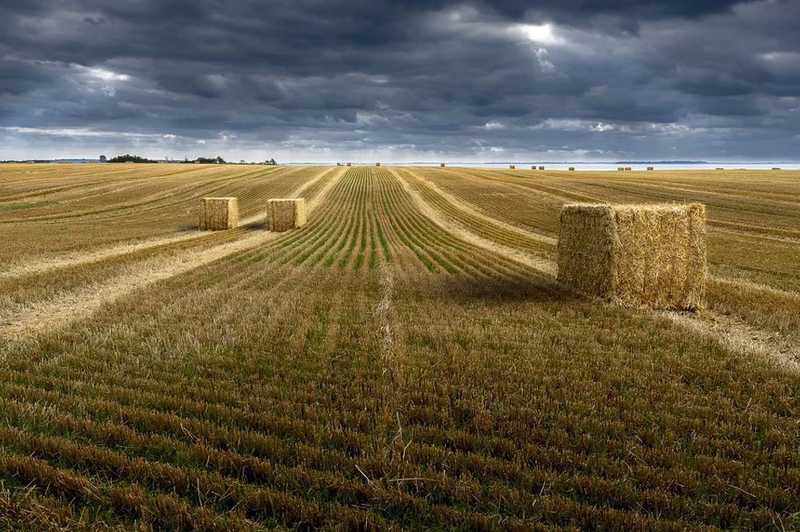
[511,24,564,45]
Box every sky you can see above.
[1,0,799,162]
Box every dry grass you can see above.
[0,165,799,529]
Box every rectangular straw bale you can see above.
[647,166,654,170]
[441,163,446,167]
[557,203,706,309]
[539,166,545,170]
[568,167,575,171]
[199,197,239,230]
[509,165,516,169]
[347,162,352,166]
[376,162,381,166]
[268,198,307,232]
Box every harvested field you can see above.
[0,164,799,530]
[0,164,332,268]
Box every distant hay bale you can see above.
[618,167,625,171]
[716,168,724,170]
[625,167,632,171]
[539,166,545,170]
[647,166,654,171]
[772,167,781,170]
[346,162,352,167]
[199,197,239,230]
[440,163,446,167]
[509,165,516,169]
[376,162,381,167]
[557,203,706,310]
[568,167,575,171]
[267,198,307,232]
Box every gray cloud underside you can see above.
[1,0,799,161]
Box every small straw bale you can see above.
[376,162,381,166]
[772,167,781,170]
[618,167,625,171]
[346,162,352,166]
[557,203,706,310]
[199,197,239,230]
[716,167,724,170]
[441,163,446,167]
[538,166,545,170]
[509,165,516,169]
[647,166,654,171]
[267,198,307,232]
[568,167,575,171]
[625,167,632,171]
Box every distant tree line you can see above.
[97,154,277,165]
[107,154,157,163]
[185,156,227,164]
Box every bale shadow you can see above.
[427,272,579,305]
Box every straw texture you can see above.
[558,203,707,309]
[268,198,307,232]
[199,197,239,230]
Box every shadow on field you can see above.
[428,273,577,305]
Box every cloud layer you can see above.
[1,0,799,161]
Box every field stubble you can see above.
[0,165,798,529]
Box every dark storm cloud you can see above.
[1,0,799,161]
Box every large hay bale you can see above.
[268,198,307,232]
[199,197,239,230]
[557,203,706,309]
